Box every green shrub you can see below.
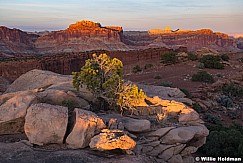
[160,52,178,64]
[203,113,221,124]
[217,95,233,108]
[199,55,224,69]
[200,123,243,157]
[221,54,230,61]
[192,103,204,113]
[187,52,198,61]
[72,53,146,112]
[222,83,243,98]
[132,65,142,73]
[154,75,161,79]
[191,71,214,83]
[116,81,146,113]
[144,63,153,69]
[180,88,192,98]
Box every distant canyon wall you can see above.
[123,29,237,52]
[0,47,180,81]
[0,20,239,58]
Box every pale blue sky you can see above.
[0,0,242,34]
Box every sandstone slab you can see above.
[6,69,71,93]
[89,129,136,151]
[121,117,151,133]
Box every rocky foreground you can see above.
[0,69,209,163]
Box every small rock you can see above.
[122,117,151,133]
[147,127,175,138]
[89,129,136,151]
[180,146,198,156]
[168,154,183,163]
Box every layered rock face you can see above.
[0,26,38,57]
[35,20,130,53]
[123,29,237,51]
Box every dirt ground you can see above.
[124,52,243,126]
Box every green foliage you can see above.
[192,103,204,113]
[222,83,243,98]
[199,55,224,69]
[221,54,230,61]
[200,123,243,158]
[217,95,233,108]
[191,71,215,83]
[160,52,178,64]
[203,113,221,124]
[180,88,192,98]
[72,53,146,112]
[154,75,161,79]
[144,63,153,69]
[187,52,198,61]
[132,65,142,73]
[116,81,146,113]
[72,53,123,108]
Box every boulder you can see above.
[168,154,183,163]
[146,144,174,156]
[137,84,186,99]
[66,108,106,149]
[38,89,89,109]
[178,108,202,124]
[147,127,175,138]
[89,129,136,151]
[163,101,186,113]
[137,84,192,104]
[47,81,95,103]
[6,69,71,93]
[180,146,198,157]
[0,91,37,135]
[161,125,209,145]
[24,103,68,145]
[121,117,151,133]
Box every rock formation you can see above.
[0,69,209,163]
[0,20,240,58]
[35,20,130,53]
[0,26,38,57]
[123,29,237,51]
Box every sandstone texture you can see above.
[0,70,210,163]
[121,117,151,133]
[0,91,37,135]
[89,129,136,151]
[35,20,130,53]
[123,29,237,52]
[0,26,38,57]
[66,108,106,149]
[137,84,193,105]
[24,103,68,145]
[6,69,71,93]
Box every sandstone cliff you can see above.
[0,26,39,57]
[35,20,130,54]
[123,29,237,52]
